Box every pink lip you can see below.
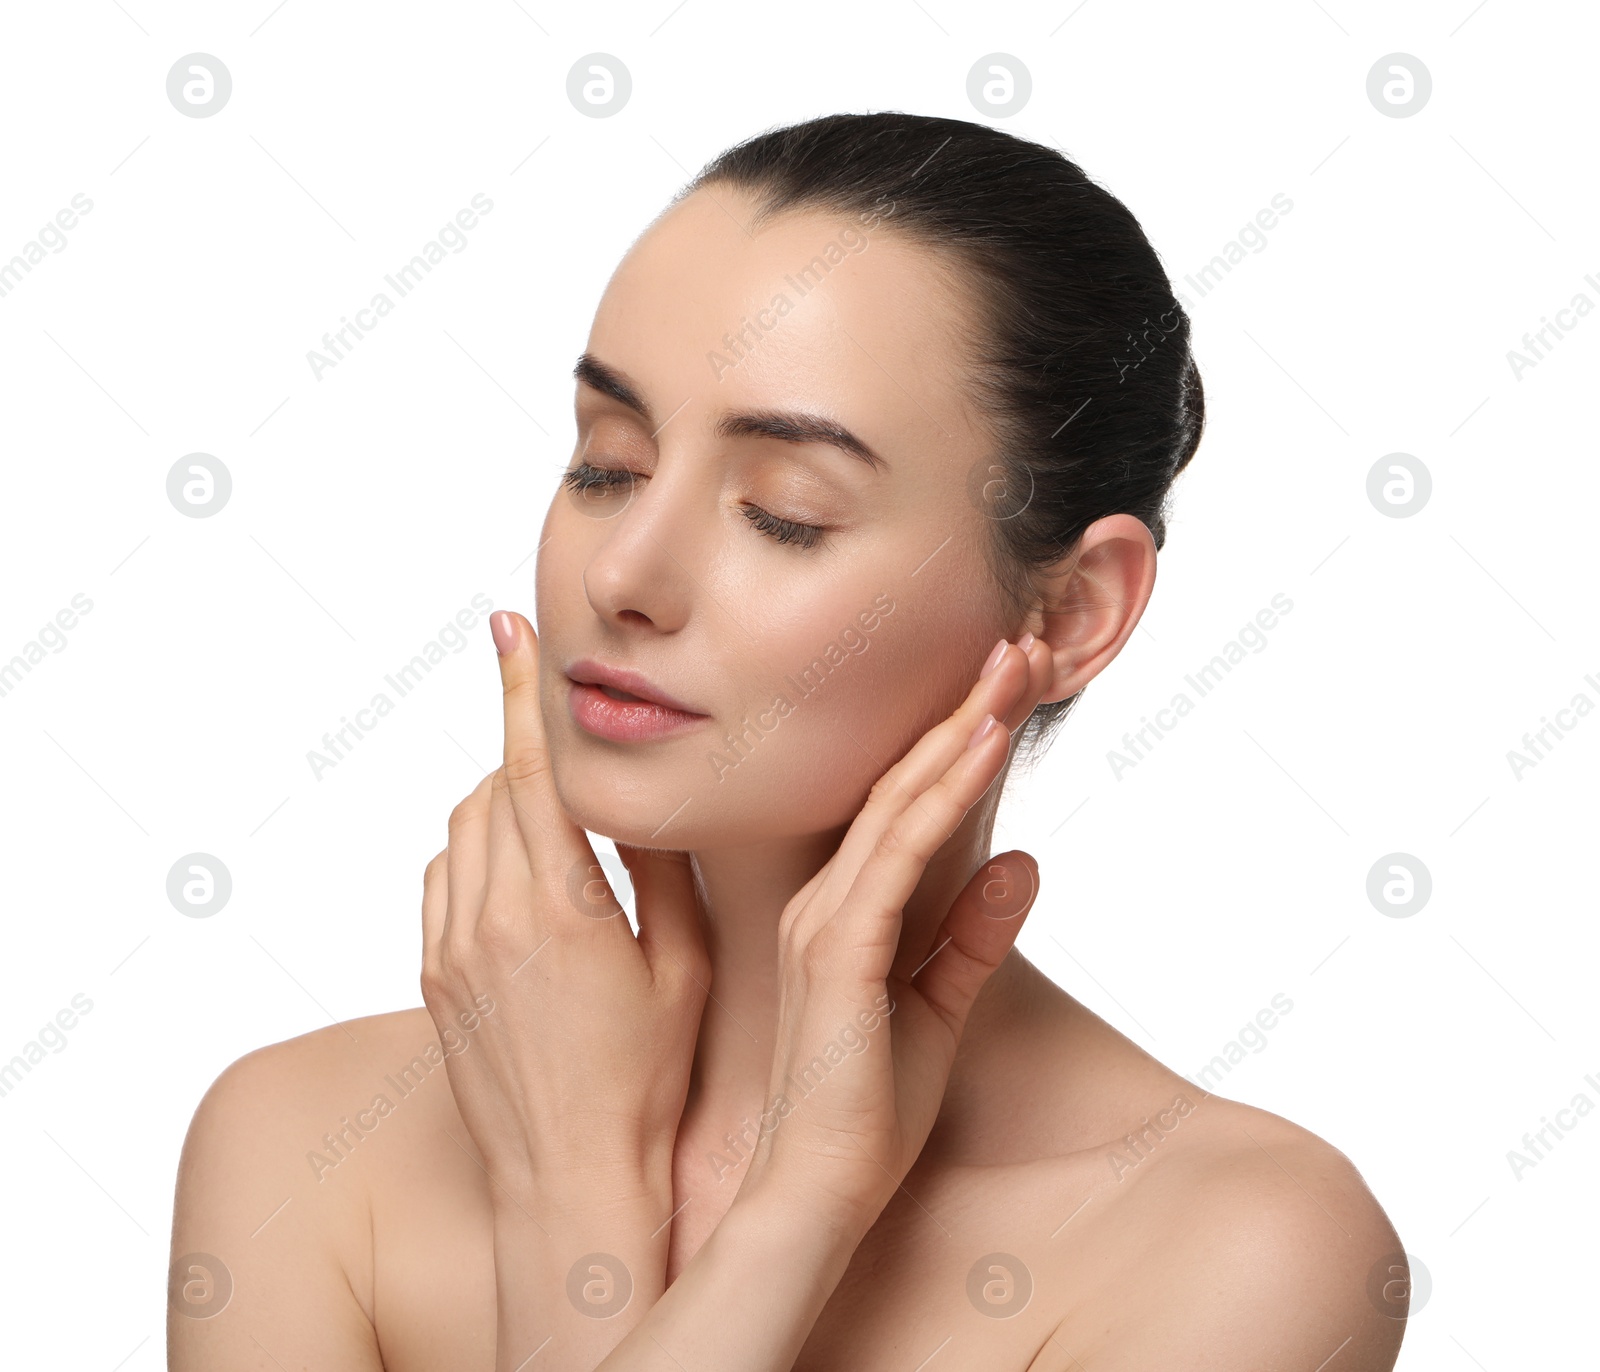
[565,658,709,743]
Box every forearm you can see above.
[592,1174,871,1372]
[492,1179,672,1372]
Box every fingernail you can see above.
[491,612,519,656]
[980,638,1008,679]
[1017,631,1036,653]
[966,713,998,750]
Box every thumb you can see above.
[615,842,711,992]
[906,850,1039,1038]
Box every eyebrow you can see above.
[573,352,887,472]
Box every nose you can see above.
[577,467,699,632]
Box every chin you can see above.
[544,719,872,852]
[547,762,687,849]
[539,705,713,848]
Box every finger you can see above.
[897,849,1038,1040]
[421,846,448,962]
[420,846,453,1034]
[616,842,711,993]
[810,637,1045,915]
[482,759,635,972]
[485,763,527,873]
[490,608,565,864]
[491,609,631,936]
[479,763,549,951]
[827,716,1011,970]
[442,770,495,947]
[997,634,1053,734]
[889,850,1036,991]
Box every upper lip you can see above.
[565,658,707,715]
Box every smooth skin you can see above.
[168,187,1406,1371]
[429,613,1051,1370]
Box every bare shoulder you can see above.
[1064,1090,1408,1372]
[169,1005,460,1370]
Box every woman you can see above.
[169,112,1406,1370]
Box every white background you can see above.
[1,1,1594,1366]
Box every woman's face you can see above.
[535,186,1017,850]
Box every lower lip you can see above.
[567,681,710,742]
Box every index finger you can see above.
[489,608,568,862]
[490,610,640,935]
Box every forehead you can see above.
[584,188,984,463]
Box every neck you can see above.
[671,782,1015,1175]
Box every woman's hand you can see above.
[420,609,710,1200]
[738,635,1050,1232]
[580,635,1054,1372]
[419,609,711,1369]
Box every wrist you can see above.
[491,1173,673,1230]
[738,1127,897,1242]
[483,1138,673,1216]
[731,1161,880,1256]
[692,1172,869,1338]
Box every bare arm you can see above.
[420,611,714,1370]
[168,1039,383,1371]
[588,1173,871,1372]
[485,1175,674,1370]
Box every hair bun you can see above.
[1172,353,1205,476]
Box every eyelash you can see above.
[559,461,827,550]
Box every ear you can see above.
[1023,514,1158,704]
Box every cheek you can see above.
[532,505,573,628]
[532,506,1008,845]
[709,578,998,832]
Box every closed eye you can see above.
[560,461,828,550]
[559,461,634,495]
[739,505,825,549]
